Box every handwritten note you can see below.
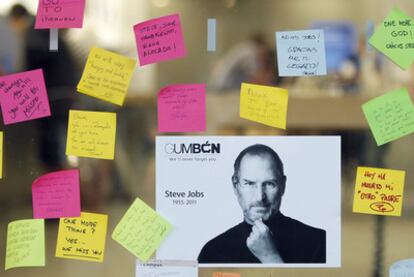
[32,169,80,219]
[212,273,241,277]
[5,219,45,270]
[353,166,405,216]
[35,0,86,29]
[362,88,414,146]
[276,29,327,76]
[390,259,414,277]
[240,83,288,129]
[0,69,51,125]
[134,14,187,66]
[56,212,108,262]
[158,84,206,133]
[66,110,117,160]
[369,8,414,69]
[112,198,172,262]
[77,47,137,106]
[0,131,3,179]
[136,260,198,277]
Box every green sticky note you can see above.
[5,219,45,270]
[362,88,414,146]
[111,198,172,262]
[369,8,414,69]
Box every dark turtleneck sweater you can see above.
[198,212,326,264]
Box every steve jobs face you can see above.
[233,153,286,225]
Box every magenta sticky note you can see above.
[158,84,206,133]
[0,69,51,125]
[134,14,187,66]
[35,0,86,29]
[32,169,81,219]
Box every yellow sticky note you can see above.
[240,82,288,129]
[0,131,3,178]
[213,273,241,277]
[353,167,405,216]
[112,198,172,262]
[66,110,116,160]
[56,212,108,262]
[77,47,136,106]
[5,219,45,270]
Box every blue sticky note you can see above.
[207,18,216,51]
[390,259,414,277]
[276,29,327,76]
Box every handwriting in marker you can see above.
[0,69,51,125]
[112,198,172,262]
[353,166,405,216]
[66,110,117,160]
[5,219,45,270]
[55,212,108,263]
[35,0,86,29]
[134,14,187,66]
[77,47,137,106]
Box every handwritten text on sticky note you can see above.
[0,69,51,125]
[390,259,414,277]
[362,88,414,146]
[56,212,108,262]
[66,110,117,160]
[276,29,327,76]
[5,219,45,270]
[134,14,187,66]
[158,84,206,133]
[112,198,172,262]
[369,8,414,69]
[77,47,136,106]
[136,260,198,277]
[353,166,405,216]
[32,169,80,219]
[240,83,288,129]
[35,0,86,29]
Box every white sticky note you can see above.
[136,260,198,277]
[390,259,414,277]
[276,29,327,76]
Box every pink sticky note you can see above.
[134,14,187,66]
[158,84,206,133]
[35,0,86,29]
[0,69,51,125]
[32,169,80,219]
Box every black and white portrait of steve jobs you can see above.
[198,144,326,264]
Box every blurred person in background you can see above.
[0,16,18,76]
[209,33,283,92]
[8,4,79,171]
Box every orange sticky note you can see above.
[353,166,405,216]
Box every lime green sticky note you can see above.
[5,219,45,270]
[112,198,172,262]
[362,88,414,146]
[369,8,414,69]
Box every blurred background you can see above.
[0,0,414,276]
